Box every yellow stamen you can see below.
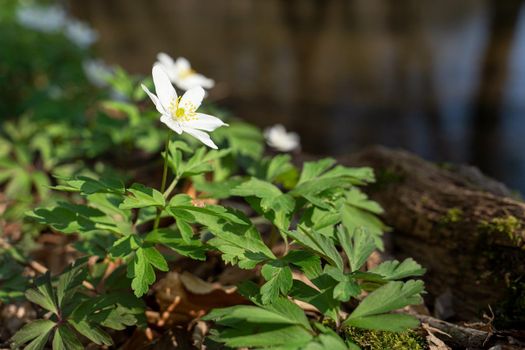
[168,96,197,122]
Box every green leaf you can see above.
[52,176,125,195]
[145,229,207,260]
[11,319,55,348]
[289,280,339,318]
[369,258,426,281]
[109,234,141,258]
[343,280,424,331]
[283,250,322,279]
[336,226,376,272]
[129,247,168,297]
[288,228,344,270]
[297,158,336,185]
[56,258,88,308]
[344,313,421,332]
[68,320,113,346]
[24,331,53,350]
[181,206,274,268]
[142,246,169,271]
[333,278,360,302]
[204,299,313,348]
[231,177,282,198]
[340,202,387,250]
[120,183,165,209]
[305,324,349,350]
[345,188,383,214]
[29,202,119,235]
[52,325,83,350]
[260,263,293,304]
[25,273,58,315]
[173,146,230,178]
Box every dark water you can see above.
[72,0,525,193]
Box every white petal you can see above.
[175,57,191,72]
[182,126,218,149]
[184,113,227,132]
[160,114,183,134]
[179,74,215,90]
[141,84,166,115]
[152,64,177,110]
[180,86,205,112]
[157,52,174,67]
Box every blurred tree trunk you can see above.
[471,0,524,177]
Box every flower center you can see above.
[168,97,197,122]
[179,67,196,79]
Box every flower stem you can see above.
[153,134,171,230]
[163,176,179,198]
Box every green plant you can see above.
[4,5,427,346]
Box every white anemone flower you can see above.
[264,124,300,152]
[156,53,215,91]
[142,64,227,149]
[16,4,67,33]
[64,19,98,48]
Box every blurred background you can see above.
[25,0,525,192]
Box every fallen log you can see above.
[341,146,525,327]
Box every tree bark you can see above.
[341,146,525,326]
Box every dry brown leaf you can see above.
[422,322,452,350]
[153,271,247,326]
[180,271,236,295]
[192,321,208,350]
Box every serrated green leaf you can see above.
[336,226,376,272]
[24,331,53,350]
[145,229,207,260]
[344,280,424,329]
[68,320,113,346]
[340,203,387,250]
[109,235,140,258]
[168,193,193,207]
[343,313,420,332]
[231,177,282,198]
[29,202,119,235]
[120,183,165,209]
[333,278,360,302]
[288,228,343,270]
[204,298,313,348]
[129,247,168,297]
[25,274,58,315]
[260,263,293,304]
[345,188,383,214]
[176,218,194,243]
[52,324,83,350]
[289,280,339,318]
[53,176,125,195]
[283,250,322,279]
[56,258,88,308]
[297,159,336,185]
[142,247,169,271]
[369,258,426,281]
[11,319,55,348]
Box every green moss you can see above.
[343,327,428,350]
[479,215,523,247]
[440,207,463,224]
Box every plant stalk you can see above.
[153,134,171,230]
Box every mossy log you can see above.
[341,146,525,326]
